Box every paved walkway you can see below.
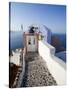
[21,52,57,87]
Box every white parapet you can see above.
[10,50,21,66]
[38,41,66,85]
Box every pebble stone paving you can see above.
[21,53,57,87]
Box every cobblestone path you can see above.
[21,52,57,87]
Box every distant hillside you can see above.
[51,33,66,53]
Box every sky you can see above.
[10,2,66,34]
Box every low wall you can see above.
[17,47,26,87]
[38,41,66,85]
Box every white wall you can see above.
[38,41,66,85]
[17,48,26,87]
[10,51,21,66]
[26,35,37,52]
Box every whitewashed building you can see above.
[23,25,66,85]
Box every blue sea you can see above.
[9,31,66,62]
[9,31,23,50]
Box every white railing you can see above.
[38,41,66,85]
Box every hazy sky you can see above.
[10,2,66,34]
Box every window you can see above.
[33,38,35,44]
[28,38,31,45]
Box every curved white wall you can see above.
[38,41,66,85]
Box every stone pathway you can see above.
[21,52,57,87]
